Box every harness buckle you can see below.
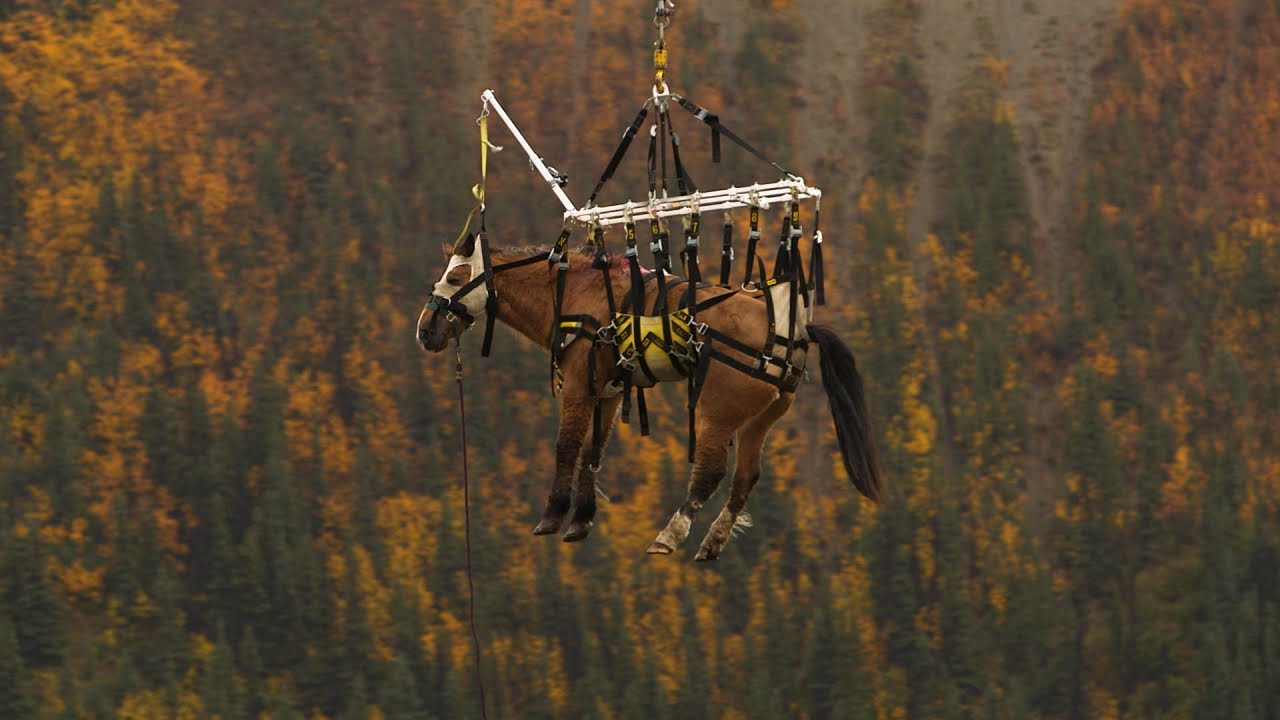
[597,322,618,345]
[758,353,773,371]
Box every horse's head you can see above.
[417,232,487,352]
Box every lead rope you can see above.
[453,340,489,720]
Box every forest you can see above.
[0,0,1278,718]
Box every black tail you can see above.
[807,324,883,502]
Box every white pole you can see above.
[480,89,577,213]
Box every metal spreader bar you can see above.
[480,89,576,213]
[563,178,821,228]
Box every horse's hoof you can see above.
[694,547,719,562]
[561,521,593,543]
[646,541,674,555]
[532,518,562,535]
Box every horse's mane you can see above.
[493,245,632,271]
[492,244,598,258]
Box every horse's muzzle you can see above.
[418,325,449,353]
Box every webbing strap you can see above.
[719,215,733,287]
[668,122,696,195]
[673,95,796,178]
[810,205,825,305]
[479,231,498,357]
[591,226,616,317]
[743,206,761,289]
[635,387,650,435]
[683,211,702,322]
[548,226,573,385]
[656,110,668,197]
[589,105,650,206]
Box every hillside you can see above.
[1,1,1277,718]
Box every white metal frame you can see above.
[480,89,821,227]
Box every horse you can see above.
[417,231,882,560]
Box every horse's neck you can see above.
[491,255,556,348]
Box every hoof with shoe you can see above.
[646,541,675,555]
[561,521,593,543]
[532,516,563,535]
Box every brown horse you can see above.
[417,232,881,560]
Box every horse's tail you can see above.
[806,324,883,502]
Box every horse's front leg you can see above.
[532,394,594,536]
[561,393,622,542]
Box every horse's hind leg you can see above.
[562,394,622,543]
[646,419,733,555]
[695,393,793,562]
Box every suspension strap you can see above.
[772,212,792,280]
[646,125,659,199]
[621,214,651,435]
[742,204,761,289]
[809,202,825,305]
[548,225,573,387]
[479,230,499,357]
[667,121,696,196]
[718,212,733,287]
[588,104,650,206]
[657,108,669,197]
[590,225,617,317]
[672,95,796,177]
[683,206,702,317]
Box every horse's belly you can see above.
[613,312,695,386]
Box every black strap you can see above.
[743,206,761,289]
[657,109,668,197]
[646,124,659,199]
[683,211,701,321]
[809,205,825,305]
[548,227,573,381]
[758,257,777,364]
[589,105,650,206]
[773,211,793,280]
[635,387,650,435]
[667,122,696,195]
[479,232,498,357]
[673,95,795,177]
[591,226,616,317]
[718,215,733,287]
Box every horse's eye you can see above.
[446,277,463,287]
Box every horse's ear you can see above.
[441,242,455,258]
[452,232,477,257]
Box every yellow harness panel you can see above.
[612,309,695,383]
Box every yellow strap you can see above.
[472,113,490,207]
[451,205,481,253]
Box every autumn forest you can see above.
[1,0,1278,718]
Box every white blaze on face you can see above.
[416,238,489,343]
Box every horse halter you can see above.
[423,233,551,357]
[423,292,477,335]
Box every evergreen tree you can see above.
[379,656,431,720]
[0,614,35,720]
[3,527,66,667]
[204,626,246,720]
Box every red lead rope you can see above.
[454,341,489,720]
